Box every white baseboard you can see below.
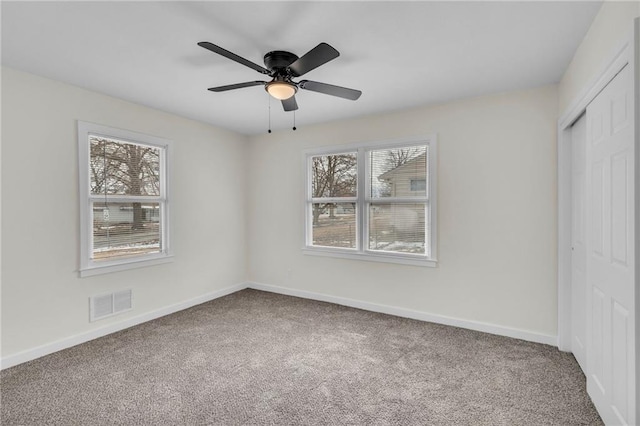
[247,281,558,347]
[2,280,559,370]
[1,282,247,370]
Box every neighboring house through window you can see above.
[410,179,427,192]
[78,121,173,277]
[304,137,437,266]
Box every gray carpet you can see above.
[1,289,601,425]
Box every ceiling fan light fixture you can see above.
[266,81,297,100]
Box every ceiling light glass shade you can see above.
[266,81,297,100]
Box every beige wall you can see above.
[559,1,640,113]
[247,85,559,338]
[10,0,629,358]
[1,68,248,358]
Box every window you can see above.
[304,137,437,266]
[410,179,427,192]
[78,121,172,277]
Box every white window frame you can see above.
[78,121,173,277]
[303,136,437,267]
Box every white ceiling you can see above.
[1,1,602,135]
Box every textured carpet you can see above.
[1,289,601,425]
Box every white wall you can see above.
[247,85,559,339]
[559,1,640,113]
[1,68,248,358]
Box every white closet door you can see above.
[585,63,635,425]
[571,113,587,372]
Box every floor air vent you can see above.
[90,289,132,322]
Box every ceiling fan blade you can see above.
[299,80,362,101]
[288,43,339,77]
[198,42,270,75]
[207,81,266,92]
[281,96,298,111]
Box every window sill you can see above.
[80,253,174,277]
[302,247,437,267]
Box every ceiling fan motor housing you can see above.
[263,51,299,74]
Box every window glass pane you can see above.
[311,202,356,248]
[370,146,427,198]
[92,202,162,261]
[90,136,161,196]
[369,203,426,254]
[311,153,357,198]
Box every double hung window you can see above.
[305,137,437,266]
[78,121,172,277]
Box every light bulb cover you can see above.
[266,81,297,100]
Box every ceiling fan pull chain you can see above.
[268,94,272,134]
[293,110,297,131]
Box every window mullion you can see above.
[358,147,367,252]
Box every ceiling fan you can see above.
[198,41,362,112]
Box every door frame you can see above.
[557,20,638,352]
[557,17,639,420]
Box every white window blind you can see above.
[367,146,429,255]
